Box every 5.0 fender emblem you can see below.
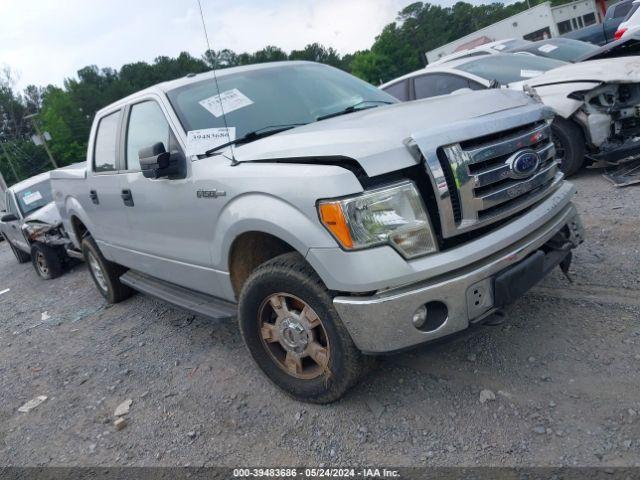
[197,189,226,199]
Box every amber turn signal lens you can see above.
[318,202,353,249]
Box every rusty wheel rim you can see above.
[258,293,330,380]
[35,251,48,276]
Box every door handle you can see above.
[121,189,134,207]
[89,190,99,205]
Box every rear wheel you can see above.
[4,235,30,263]
[81,236,133,303]
[30,243,64,280]
[551,117,585,177]
[238,252,369,403]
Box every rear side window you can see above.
[93,111,121,172]
[614,1,633,18]
[383,80,409,101]
[126,101,171,171]
[624,2,640,20]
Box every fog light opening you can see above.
[412,301,448,332]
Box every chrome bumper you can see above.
[333,189,584,354]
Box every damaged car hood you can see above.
[23,201,61,226]
[231,89,536,177]
[519,57,640,87]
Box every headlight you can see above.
[318,181,437,259]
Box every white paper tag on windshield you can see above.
[538,44,558,53]
[493,44,507,51]
[186,127,236,156]
[199,89,254,118]
[22,191,43,205]
[520,69,543,78]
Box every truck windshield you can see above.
[14,180,53,216]
[457,54,568,84]
[166,63,396,139]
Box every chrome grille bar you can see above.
[476,162,557,210]
[436,120,560,236]
[465,122,549,165]
[474,140,555,188]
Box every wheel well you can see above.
[229,232,295,298]
[70,216,89,243]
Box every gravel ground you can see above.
[0,169,638,467]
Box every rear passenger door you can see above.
[412,73,485,100]
[85,108,133,262]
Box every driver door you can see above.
[2,192,28,251]
[118,97,226,295]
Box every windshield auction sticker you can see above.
[538,44,558,53]
[22,191,43,205]
[199,89,254,118]
[186,127,236,156]
[520,69,543,78]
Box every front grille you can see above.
[433,120,561,238]
[436,148,462,223]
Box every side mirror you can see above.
[1,213,18,222]
[138,142,184,179]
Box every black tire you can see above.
[551,117,585,177]
[4,234,30,263]
[81,235,133,303]
[238,252,369,403]
[30,243,64,280]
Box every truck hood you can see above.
[517,57,640,87]
[23,201,61,226]
[231,89,535,177]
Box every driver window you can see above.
[126,101,171,171]
[414,74,471,99]
[7,194,18,216]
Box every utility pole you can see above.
[24,113,58,168]
[0,140,19,183]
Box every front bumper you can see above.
[333,191,584,354]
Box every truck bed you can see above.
[50,162,87,180]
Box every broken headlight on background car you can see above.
[318,181,437,259]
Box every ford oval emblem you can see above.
[508,150,540,179]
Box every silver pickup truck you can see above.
[51,61,584,403]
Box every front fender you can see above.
[534,82,601,118]
[211,193,337,271]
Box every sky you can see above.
[0,0,426,91]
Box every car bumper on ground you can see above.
[333,195,585,354]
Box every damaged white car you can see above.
[0,171,79,279]
[381,53,640,175]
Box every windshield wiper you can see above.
[316,100,393,121]
[204,123,308,156]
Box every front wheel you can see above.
[551,117,585,177]
[30,243,64,280]
[81,236,133,303]
[238,252,369,403]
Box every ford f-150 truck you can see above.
[51,61,584,403]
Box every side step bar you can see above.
[65,248,84,260]
[120,270,237,320]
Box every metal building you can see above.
[426,0,604,63]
